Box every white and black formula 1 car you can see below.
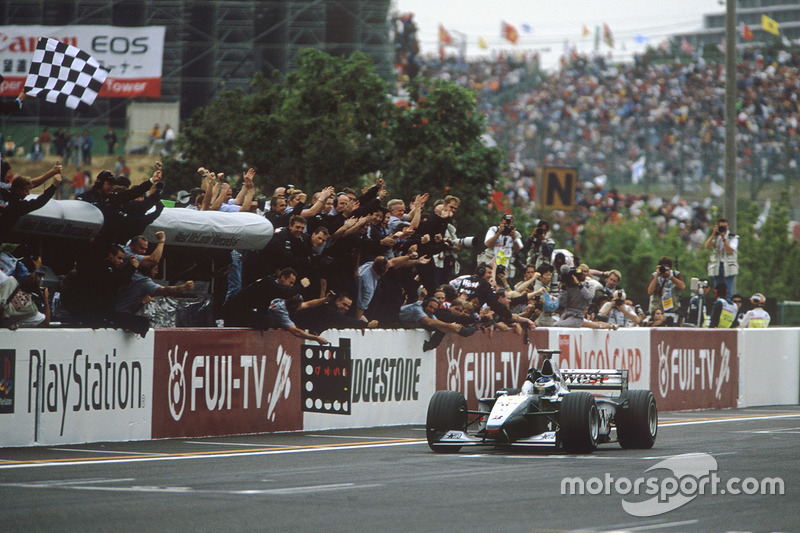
[426,350,657,454]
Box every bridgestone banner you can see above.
[0,25,165,98]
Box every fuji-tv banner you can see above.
[0,25,165,98]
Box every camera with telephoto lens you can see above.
[718,224,725,233]
[634,304,644,315]
[451,236,474,248]
[501,225,515,236]
[658,264,669,275]
[615,298,625,306]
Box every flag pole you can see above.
[724,0,737,231]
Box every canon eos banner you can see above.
[151,329,303,439]
[0,25,165,98]
[435,329,550,410]
[0,329,154,448]
[650,329,738,411]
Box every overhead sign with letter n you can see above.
[540,167,577,210]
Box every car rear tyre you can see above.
[426,390,467,453]
[559,392,599,454]
[616,390,658,449]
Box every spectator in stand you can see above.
[0,169,62,239]
[104,127,118,155]
[205,169,255,302]
[61,242,150,336]
[114,156,130,178]
[553,265,616,329]
[71,168,88,198]
[399,296,471,351]
[0,270,50,329]
[115,257,194,316]
[81,130,93,166]
[431,195,464,286]
[684,279,710,328]
[148,124,161,153]
[163,124,175,154]
[185,187,205,211]
[295,291,378,334]
[355,255,389,320]
[731,294,745,327]
[207,169,255,214]
[643,308,668,327]
[0,91,25,115]
[709,282,738,328]
[482,213,523,280]
[601,269,622,294]
[524,219,555,269]
[597,289,640,327]
[67,130,83,168]
[222,267,301,328]
[53,128,67,158]
[1,161,61,208]
[39,127,51,156]
[531,263,559,326]
[27,137,43,161]
[358,205,395,265]
[705,218,738,302]
[78,162,164,243]
[264,195,291,230]
[265,293,329,345]
[123,232,166,268]
[739,293,770,328]
[646,256,685,326]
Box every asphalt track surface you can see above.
[1,406,798,533]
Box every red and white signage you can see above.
[650,329,738,411]
[151,329,303,439]
[435,329,550,410]
[0,25,165,98]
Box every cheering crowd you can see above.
[0,154,771,343]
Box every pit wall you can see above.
[1,327,798,447]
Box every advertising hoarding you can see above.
[0,25,165,98]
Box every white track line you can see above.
[0,440,423,470]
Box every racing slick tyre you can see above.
[559,392,599,454]
[426,390,467,453]
[616,390,658,449]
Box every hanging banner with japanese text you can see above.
[0,25,165,98]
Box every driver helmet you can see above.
[534,376,556,396]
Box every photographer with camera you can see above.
[523,219,556,269]
[684,278,710,327]
[553,265,617,329]
[482,213,523,280]
[432,196,472,288]
[646,256,685,326]
[704,217,738,303]
[598,289,641,327]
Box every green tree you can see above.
[163,51,505,246]
[385,79,505,240]
[737,192,800,300]
[254,49,394,192]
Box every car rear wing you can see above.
[559,369,629,391]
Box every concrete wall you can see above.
[1,327,798,447]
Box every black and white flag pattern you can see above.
[24,37,109,110]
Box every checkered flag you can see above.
[24,37,109,110]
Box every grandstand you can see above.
[672,0,800,51]
[0,0,393,129]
